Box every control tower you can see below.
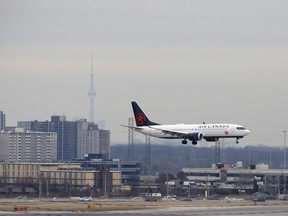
[88,56,96,123]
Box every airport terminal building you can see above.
[0,162,121,196]
[182,163,288,195]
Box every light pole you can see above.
[283,130,287,170]
[205,171,209,198]
[283,130,287,194]
[248,145,251,165]
[166,173,169,196]
[104,169,107,197]
[188,168,191,198]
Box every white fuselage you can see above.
[134,123,250,141]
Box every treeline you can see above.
[111,143,286,174]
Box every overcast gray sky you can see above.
[1,0,288,146]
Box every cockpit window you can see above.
[236,127,246,130]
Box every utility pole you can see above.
[283,130,287,194]
[166,173,169,196]
[104,170,107,197]
[188,168,191,197]
[283,130,287,170]
[248,145,251,165]
[38,178,42,199]
[205,171,209,198]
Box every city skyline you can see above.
[1,0,288,146]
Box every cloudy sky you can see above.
[1,0,288,146]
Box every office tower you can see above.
[18,116,77,161]
[99,129,110,159]
[18,116,110,161]
[77,120,99,158]
[0,111,6,131]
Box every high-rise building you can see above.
[18,116,77,161]
[0,111,6,131]
[0,128,57,162]
[99,129,110,159]
[77,120,110,159]
[77,120,99,159]
[18,116,110,161]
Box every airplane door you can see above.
[229,127,235,135]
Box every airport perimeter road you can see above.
[2,205,288,216]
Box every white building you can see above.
[76,120,110,160]
[18,118,110,161]
[0,129,57,162]
[76,120,99,159]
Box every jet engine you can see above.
[187,132,203,141]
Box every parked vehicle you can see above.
[144,193,162,202]
[81,197,92,201]
[162,195,177,201]
[15,196,27,199]
[207,194,223,200]
[253,196,265,202]
[181,196,193,201]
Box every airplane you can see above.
[125,101,250,145]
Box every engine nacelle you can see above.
[187,132,203,141]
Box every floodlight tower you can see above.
[215,139,221,164]
[88,55,96,123]
[127,117,134,160]
[145,135,151,175]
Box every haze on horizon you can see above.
[1,0,288,147]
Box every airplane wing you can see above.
[120,125,145,130]
[150,127,189,138]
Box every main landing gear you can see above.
[182,139,197,145]
[182,140,187,144]
[182,138,240,145]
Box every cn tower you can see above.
[88,55,96,123]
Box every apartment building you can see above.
[0,128,57,162]
[18,116,110,161]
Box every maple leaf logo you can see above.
[136,113,146,125]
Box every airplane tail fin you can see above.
[131,101,160,126]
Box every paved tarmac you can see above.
[1,205,288,216]
[1,197,288,215]
[95,205,288,216]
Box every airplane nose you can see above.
[245,130,250,135]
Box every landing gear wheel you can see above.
[192,140,197,145]
[182,140,187,145]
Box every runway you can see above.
[97,205,288,216]
[1,205,288,216]
[1,198,288,216]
